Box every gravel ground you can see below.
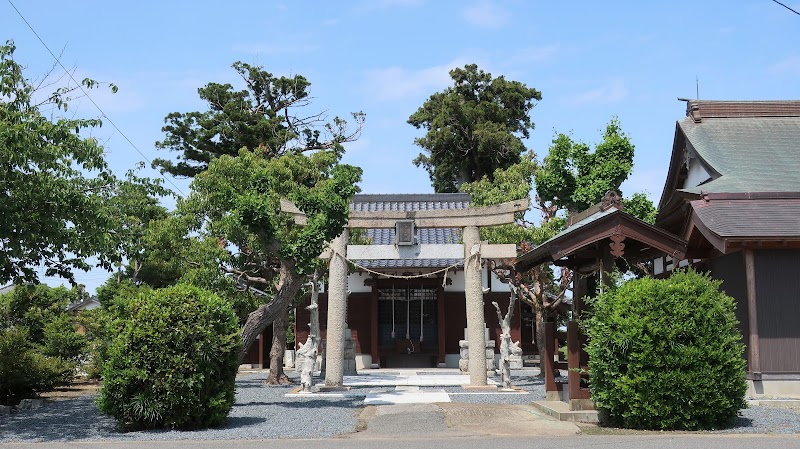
[1,371,799,442]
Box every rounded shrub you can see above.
[584,269,747,430]
[97,284,241,430]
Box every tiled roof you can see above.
[350,194,469,270]
[357,259,463,269]
[691,198,800,238]
[351,193,471,212]
[679,116,800,194]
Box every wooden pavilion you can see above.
[515,191,688,408]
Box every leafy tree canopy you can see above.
[534,117,657,223]
[409,64,542,192]
[0,41,163,285]
[153,62,364,177]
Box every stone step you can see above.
[531,400,599,423]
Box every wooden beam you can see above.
[281,198,530,228]
[744,249,762,378]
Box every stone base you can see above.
[317,385,351,392]
[508,355,523,370]
[462,385,499,391]
[458,339,496,373]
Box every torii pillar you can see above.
[463,225,488,386]
[325,229,349,387]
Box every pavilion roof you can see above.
[515,205,687,273]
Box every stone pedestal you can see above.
[343,328,358,376]
[319,328,358,376]
[458,337,495,373]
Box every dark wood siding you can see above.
[754,250,800,373]
[443,292,467,354]
[347,293,372,354]
[709,251,750,368]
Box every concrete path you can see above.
[351,402,581,438]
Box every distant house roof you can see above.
[350,194,468,270]
[66,296,100,312]
[0,285,14,295]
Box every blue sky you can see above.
[5,0,800,292]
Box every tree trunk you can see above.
[239,260,302,364]
[534,306,547,378]
[266,307,290,384]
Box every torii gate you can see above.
[281,198,529,388]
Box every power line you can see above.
[7,0,187,198]
[772,0,800,16]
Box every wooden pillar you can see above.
[437,284,446,366]
[567,321,590,400]
[463,226,488,386]
[744,249,762,378]
[544,321,559,400]
[258,330,264,369]
[370,281,379,368]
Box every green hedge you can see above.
[584,269,747,430]
[97,284,241,430]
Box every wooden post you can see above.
[370,282,379,368]
[257,330,264,369]
[437,284,446,366]
[567,321,590,400]
[744,249,762,378]
[544,321,559,400]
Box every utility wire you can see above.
[7,0,187,198]
[772,0,800,16]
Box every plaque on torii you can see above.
[281,198,529,388]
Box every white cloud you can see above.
[364,58,474,102]
[561,79,628,105]
[768,55,800,76]
[462,1,511,29]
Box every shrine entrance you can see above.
[377,285,439,368]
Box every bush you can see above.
[584,269,747,430]
[0,327,65,405]
[0,285,88,404]
[97,284,241,430]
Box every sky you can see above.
[4,0,800,293]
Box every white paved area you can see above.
[286,368,527,404]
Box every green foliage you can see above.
[461,153,561,245]
[0,41,169,285]
[0,41,112,284]
[535,118,642,214]
[0,327,64,406]
[154,61,364,177]
[584,269,747,430]
[0,284,89,404]
[623,192,658,225]
[409,64,542,192]
[187,148,362,277]
[98,284,241,430]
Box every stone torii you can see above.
[281,197,529,388]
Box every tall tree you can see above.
[535,118,644,215]
[185,148,361,384]
[153,62,364,177]
[408,64,541,192]
[152,62,365,383]
[463,118,657,373]
[0,41,149,285]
